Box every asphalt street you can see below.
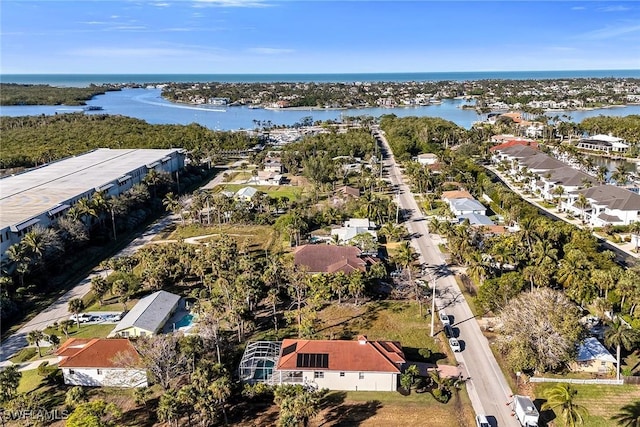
[375,127,519,427]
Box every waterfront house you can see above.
[110,290,181,338]
[577,134,629,154]
[56,338,147,388]
[239,336,405,391]
[416,153,439,166]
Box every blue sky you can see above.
[1,0,639,74]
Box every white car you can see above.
[69,313,93,323]
[439,310,450,326]
[475,414,490,427]
[449,337,461,352]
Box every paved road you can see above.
[0,215,176,365]
[375,128,518,427]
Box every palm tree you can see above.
[612,401,640,427]
[157,391,180,427]
[629,222,640,253]
[27,330,45,357]
[163,192,183,225]
[90,276,110,306]
[68,298,85,329]
[605,318,640,381]
[542,383,589,427]
[574,193,591,223]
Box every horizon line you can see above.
[2,69,640,76]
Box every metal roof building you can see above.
[110,290,181,338]
[0,148,185,262]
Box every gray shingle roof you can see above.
[112,290,180,334]
[579,185,640,211]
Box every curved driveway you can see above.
[375,128,518,427]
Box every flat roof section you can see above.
[0,148,181,230]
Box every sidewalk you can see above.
[487,165,639,260]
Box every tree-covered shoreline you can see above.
[0,83,122,106]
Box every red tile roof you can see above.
[55,338,93,358]
[277,337,405,373]
[489,140,538,152]
[57,339,140,368]
[294,244,373,274]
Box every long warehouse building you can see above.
[0,148,185,262]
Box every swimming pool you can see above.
[174,313,195,329]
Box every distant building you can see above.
[416,153,438,166]
[56,338,147,388]
[577,134,629,154]
[110,290,181,338]
[0,148,185,263]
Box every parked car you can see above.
[449,337,461,352]
[69,313,93,323]
[475,414,490,427]
[444,325,454,338]
[439,310,450,326]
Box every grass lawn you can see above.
[315,301,451,364]
[323,388,476,427]
[17,368,45,394]
[43,323,115,344]
[9,347,38,363]
[215,183,306,200]
[165,223,282,253]
[84,296,138,313]
[533,383,640,427]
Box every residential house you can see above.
[264,157,283,173]
[235,186,258,201]
[563,185,640,226]
[293,244,378,274]
[569,337,616,374]
[56,338,148,387]
[239,336,405,391]
[416,153,438,166]
[110,290,181,338]
[251,170,283,186]
[458,213,494,226]
[331,218,377,244]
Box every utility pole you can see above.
[430,273,436,337]
[395,191,400,224]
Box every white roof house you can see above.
[458,213,494,226]
[416,153,438,165]
[449,198,487,217]
[235,186,258,200]
[110,290,181,338]
[331,218,377,244]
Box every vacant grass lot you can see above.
[533,383,640,427]
[165,223,281,253]
[215,183,305,200]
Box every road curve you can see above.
[375,127,518,427]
